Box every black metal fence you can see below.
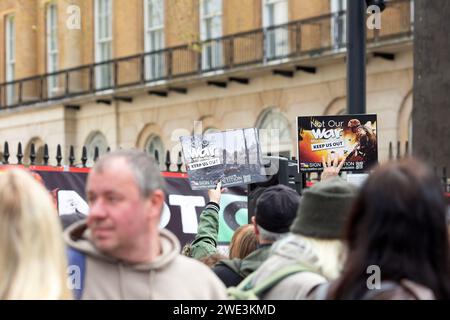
[0,138,448,193]
[388,140,449,193]
[388,140,411,160]
[0,141,186,172]
[0,0,412,109]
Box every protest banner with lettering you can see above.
[11,166,248,248]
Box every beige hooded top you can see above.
[64,220,228,300]
[249,233,329,300]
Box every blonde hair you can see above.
[295,234,346,280]
[229,224,258,259]
[0,169,72,299]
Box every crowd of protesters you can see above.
[0,149,449,300]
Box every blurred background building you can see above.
[0,0,413,167]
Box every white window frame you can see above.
[330,0,347,49]
[94,0,113,90]
[263,0,288,59]
[257,108,292,157]
[145,135,165,168]
[46,3,59,96]
[203,127,220,135]
[5,14,15,105]
[86,131,109,166]
[200,0,223,70]
[408,114,413,151]
[144,0,165,80]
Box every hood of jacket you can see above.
[250,233,325,285]
[220,244,272,278]
[64,219,180,270]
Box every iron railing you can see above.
[1,138,448,194]
[388,140,449,193]
[0,0,413,109]
[0,141,186,172]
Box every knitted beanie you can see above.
[290,177,358,239]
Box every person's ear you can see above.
[251,216,259,236]
[147,189,165,220]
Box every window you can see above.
[200,0,222,70]
[263,0,288,59]
[257,108,292,158]
[46,3,59,96]
[24,138,45,165]
[330,0,346,48]
[85,131,108,166]
[144,0,165,80]
[204,127,219,135]
[94,0,113,90]
[407,114,412,151]
[145,135,165,166]
[5,14,15,106]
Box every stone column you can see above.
[413,0,450,171]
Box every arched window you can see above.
[25,137,45,165]
[85,131,108,166]
[204,127,220,135]
[256,108,292,158]
[145,134,165,163]
[324,97,347,115]
[407,114,412,153]
[398,90,413,154]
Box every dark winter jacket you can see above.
[213,244,272,287]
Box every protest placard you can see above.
[297,114,378,172]
[180,128,268,190]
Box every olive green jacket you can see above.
[188,202,220,259]
[216,244,272,279]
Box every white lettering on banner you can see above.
[159,202,171,229]
[311,128,343,139]
[169,195,205,234]
[58,190,89,215]
[188,157,220,170]
[311,139,344,151]
[190,146,217,159]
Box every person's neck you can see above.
[258,239,274,246]
[115,231,161,264]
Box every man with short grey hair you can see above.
[64,150,227,299]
